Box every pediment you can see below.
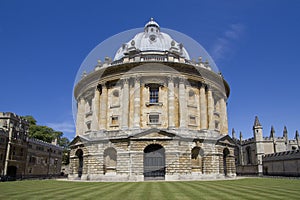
[69,135,89,147]
[130,128,178,140]
[216,135,236,147]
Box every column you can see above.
[199,84,207,129]
[133,76,140,128]
[76,97,85,136]
[168,76,175,129]
[4,119,13,175]
[121,78,129,129]
[219,98,228,134]
[99,83,108,130]
[207,87,215,130]
[179,77,187,129]
[91,90,100,131]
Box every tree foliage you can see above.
[21,115,70,164]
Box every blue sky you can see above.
[1,0,299,140]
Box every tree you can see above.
[22,115,71,165]
[22,115,37,126]
[22,115,70,146]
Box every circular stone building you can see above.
[69,19,236,181]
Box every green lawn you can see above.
[0,178,299,200]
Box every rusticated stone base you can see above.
[69,129,236,181]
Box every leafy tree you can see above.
[21,116,70,164]
[22,115,37,126]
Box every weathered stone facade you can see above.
[0,112,63,179]
[70,19,236,181]
[234,117,300,176]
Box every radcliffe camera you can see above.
[0,1,299,199]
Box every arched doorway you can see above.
[7,166,17,178]
[75,149,83,178]
[223,148,230,176]
[144,144,165,180]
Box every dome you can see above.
[114,18,190,61]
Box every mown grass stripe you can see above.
[184,181,253,200]
[0,178,300,200]
[170,181,216,200]
[99,182,139,200]
[211,179,300,198]
[7,181,99,200]
[68,182,125,199]
[199,179,299,200]
[39,182,116,199]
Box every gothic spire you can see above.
[270,126,275,138]
[295,130,299,140]
[253,116,262,128]
[283,126,288,138]
[239,131,243,141]
[232,128,236,139]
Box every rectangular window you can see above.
[112,116,118,125]
[110,116,119,126]
[149,87,159,103]
[149,114,159,124]
[189,116,196,125]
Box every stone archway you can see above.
[75,149,83,178]
[7,166,17,178]
[223,148,230,176]
[144,144,165,180]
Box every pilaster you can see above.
[76,97,85,136]
[99,83,108,130]
[133,76,141,128]
[91,89,100,131]
[207,87,215,130]
[168,76,175,129]
[179,77,187,129]
[219,98,228,134]
[199,84,207,129]
[121,78,129,129]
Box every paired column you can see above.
[121,78,129,129]
[99,84,108,130]
[207,87,215,130]
[219,98,228,134]
[91,90,100,131]
[199,84,207,129]
[168,76,175,129]
[179,77,187,129]
[76,97,85,136]
[133,76,140,128]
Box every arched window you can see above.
[103,147,117,174]
[246,146,252,164]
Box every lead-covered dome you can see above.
[114,18,190,61]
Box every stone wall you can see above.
[263,150,300,177]
[69,134,236,181]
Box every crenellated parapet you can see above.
[263,150,300,161]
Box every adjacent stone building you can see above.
[234,116,300,176]
[69,19,236,181]
[0,112,63,179]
